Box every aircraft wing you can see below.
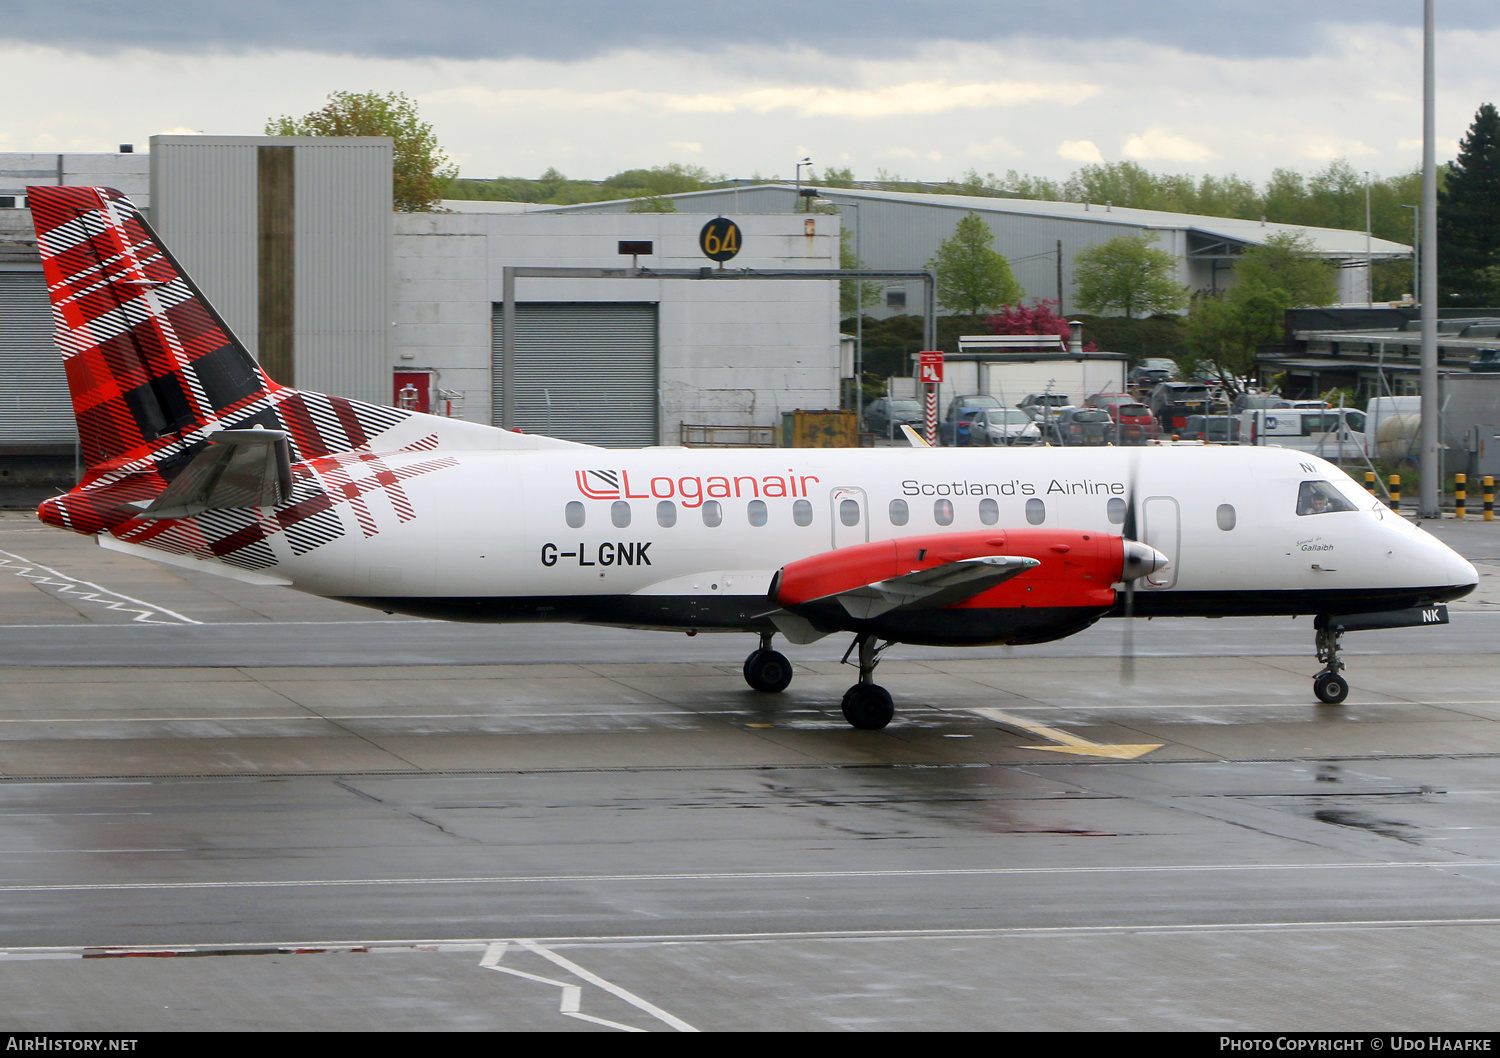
[823,555,1039,619]
[138,429,294,519]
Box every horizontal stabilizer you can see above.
[833,555,1040,620]
[140,429,294,519]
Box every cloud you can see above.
[6,1,1499,62]
[1296,136,1379,160]
[1057,140,1105,163]
[435,79,1099,120]
[1121,128,1220,162]
[667,141,703,154]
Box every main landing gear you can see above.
[743,631,794,694]
[840,633,894,730]
[1313,616,1350,705]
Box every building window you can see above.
[978,497,999,525]
[1025,498,1045,525]
[702,500,722,527]
[886,289,907,309]
[889,498,909,526]
[565,501,585,529]
[793,499,813,526]
[748,499,768,526]
[611,500,631,528]
[934,498,954,526]
[657,500,677,528]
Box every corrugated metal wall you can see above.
[150,139,260,354]
[150,136,391,405]
[293,142,391,404]
[0,271,75,445]
[492,302,659,447]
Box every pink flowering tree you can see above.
[986,300,1096,350]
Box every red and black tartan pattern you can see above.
[28,186,452,569]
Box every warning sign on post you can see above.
[918,350,944,384]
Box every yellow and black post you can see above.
[1364,471,1377,495]
[1389,474,1401,511]
[1486,476,1494,521]
[1456,473,1467,519]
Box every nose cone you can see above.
[1121,540,1169,582]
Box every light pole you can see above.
[1419,0,1440,518]
[818,191,865,427]
[794,157,812,213]
[1364,170,1373,307]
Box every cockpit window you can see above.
[1297,480,1357,516]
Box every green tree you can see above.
[266,91,456,212]
[627,194,679,213]
[926,212,1024,315]
[1234,231,1340,307]
[1438,103,1500,304]
[1071,233,1189,318]
[1181,231,1337,385]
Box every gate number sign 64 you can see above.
[700,217,742,262]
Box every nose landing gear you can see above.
[1313,617,1350,704]
[743,631,794,693]
[840,633,895,729]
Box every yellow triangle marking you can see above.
[966,707,1164,760]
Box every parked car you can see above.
[1084,390,1134,411]
[862,397,923,439]
[1047,407,1115,446]
[1105,401,1159,444]
[944,394,1004,423]
[1128,367,1172,390]
[943,406,1042,446]
[1181,414,1241,443]
[1017,393,1073,423]
[1150,382,1224,430]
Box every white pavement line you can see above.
[0,550,201,625]
[480,941,645,1032]
[3,859,1500,893]
[517,938,698,1033]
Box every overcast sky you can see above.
[5,2,1499,184]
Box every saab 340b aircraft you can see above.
[25,187,1477,729]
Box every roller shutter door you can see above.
[493,302,658,447]
[0,270,75,445]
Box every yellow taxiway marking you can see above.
[966,707,1164,759]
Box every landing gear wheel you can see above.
[841,683,894,730]
[1313,671,1349,705]
[743,649,793,693]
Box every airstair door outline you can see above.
[830,487,868,549]
[1140,496,1180,589]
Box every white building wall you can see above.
[0,152,150,209]
[391,211,842,442]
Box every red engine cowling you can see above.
[772,529,1124,612]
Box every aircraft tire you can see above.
[743,649,794,693]
[1313,672,1349,705]
[841,684,895,730]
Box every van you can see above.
[1240,407,1366,460]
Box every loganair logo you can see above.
[575,468,821,507]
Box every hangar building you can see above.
[538,184,1412,316]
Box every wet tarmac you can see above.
[2,512,1500,1031]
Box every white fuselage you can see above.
[231,442,1474,627]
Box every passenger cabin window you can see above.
[611,500,631,528]
[565,501,585,528]
[1216,503,1236,531]
[934,498,954,526]
[979,497,999,525]
[1025,498,1046,525]
[748,499,768,526]
[1296,480,1357,516]
[702,500,722,527]
[889,498,909,526]
[1107,497,1126,525]
[657,500,676,528]
[793,499,813,526]
[839,499,861,526]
